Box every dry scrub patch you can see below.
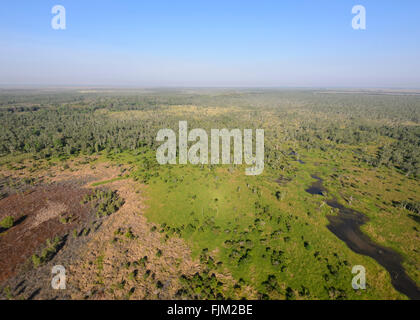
[30,201,68,230]
[48,161,130,186]
[0,185,92,283]
[68,179,201,299]
[1,160,242,300]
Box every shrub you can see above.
[32,254,42,268]
[3,287,13,300]
[124,229,135,239]
[32,236,64,268]
[0,216,14,229]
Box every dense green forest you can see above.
[1,89,419,177]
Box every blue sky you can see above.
[0,0,419,87]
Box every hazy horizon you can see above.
[1,0,420,87]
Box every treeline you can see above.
[290,123,420,177]
[0,90,419,177]
[0,105,159,156]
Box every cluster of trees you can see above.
[81,189,125,218]
[1,89,419,177]
[31,236,65,268]
[392,200,420,215]
[0,106,158,156]
[373,126,420,177]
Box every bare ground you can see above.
[0,160,203,300]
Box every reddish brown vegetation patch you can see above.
[0,185,92,283]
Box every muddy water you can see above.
[305,175,420,300]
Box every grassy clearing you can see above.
[0,140,417,299]
[101,146,415,299]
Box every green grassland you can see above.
[102,143,417,299]
[1,89,419,299]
